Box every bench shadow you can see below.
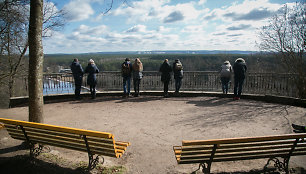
[0,155,89,174]
[191,167,306,174]
[0,142,28,155]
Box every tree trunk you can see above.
[28,0,44,123]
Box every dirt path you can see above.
[0,96,305,173]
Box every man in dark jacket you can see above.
[121,58,132,97]
[159,59,172,97]
[233,58,247,100]
[70,58,84,99]
[173,59,183,94]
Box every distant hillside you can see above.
[73,50,258,55]
[44,52,280,73]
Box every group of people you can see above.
[220,58,247,100]
[70,58,99,99]
[70,57,246,100]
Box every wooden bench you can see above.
[0,118,130,170]
[173,133,306,174]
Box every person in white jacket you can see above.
[220,61,232,94]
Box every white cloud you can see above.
[126,25,147,33]
[112,0,207,24]
[198,0,207,5]
[63,0,94,22]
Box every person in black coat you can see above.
[85,59,99,99]
[159,59,172,97]
[70,58,84,99]
[233,58,247,100]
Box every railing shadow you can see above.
[69,96,164,104]
[0,155,89,174]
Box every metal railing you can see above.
[13,71,299,98]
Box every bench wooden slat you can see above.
[0,118,113,139]
[181,139,299,152]
[182,133,306,146]
[5,124,115,145]
[180,147,306,161]
[180,144,306,156]
[7,128,117,151]
[6,127,117,150]
[10,134,118,155]
[178,151,306,164]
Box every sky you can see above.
[44,0,298,54]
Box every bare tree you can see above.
[28,0,44,123]
[0,0,65,108]
[258,1,306,98]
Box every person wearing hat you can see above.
[233,58,247,100]
[121,58,133,97]
[70,58,84,100]
[85,59,99,99]
[220,60,232,94]
[173,59,183,95]
[159,59,172,97]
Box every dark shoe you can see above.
[292,124,306,132]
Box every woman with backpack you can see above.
[173,59,183,94]
[132,58,143,97]
[85,59,99,99]
[159,59,172,97]
[220,60,232,94]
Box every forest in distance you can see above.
[44,53,283,73]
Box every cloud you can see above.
[126,25,147,33]
[63,0,94,22]
[198,0,207,5]
[227,24,252,30]
[163,11,184,23]
[224,8,274,21]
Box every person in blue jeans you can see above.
[121,58,132,97]
[220,60,232,94]
[173,59,183,95]
[233,58,247,100]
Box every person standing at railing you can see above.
[121,58,133,98]
[132,58,143,97]
[70,58,84,100]
[159,59,172,97]
[233,58,247,100]
[220,60,232,94]
[173,59,183,95]
[85,59,99,99]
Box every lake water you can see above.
[43,79,88,95]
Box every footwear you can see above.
[292,124,306,132]
[233,97,240,100]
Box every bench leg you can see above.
[87,154,104,170]
[30,144,44,158]
[198,163,212,174]
[264,157,289,174]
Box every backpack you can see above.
[122,63,131,74]
[175,62,183,71]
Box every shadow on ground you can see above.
[191,167,306,174]
[0,155,87,174]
